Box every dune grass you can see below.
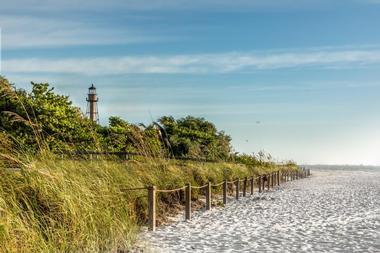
[0,155,296,253]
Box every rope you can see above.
[156,186,186,193]
[211,182,224,187]
[191,184,208,189]
[122,187,147,191]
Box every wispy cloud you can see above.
[3,49,380,75]
[2,0,377,14]
[0,15,160,49]
[0,0,333,12]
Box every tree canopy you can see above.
[0,77,233,160]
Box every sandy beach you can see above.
[138,168,380,252]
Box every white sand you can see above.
[138,169,380,252]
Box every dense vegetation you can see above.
[0,77,232,160]
[0,77,297,252]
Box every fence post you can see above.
[243,177,247,197]
[267,175,270,190]
[223,180,227,205]
[250,177,254,195]
[235,178,240,200]
[185,183,191,220]
[271,173,274,188]
[275,172,278,185]
[258,176,262,193]
[206,182,211,211]
[148,185,156,231]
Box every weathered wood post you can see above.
[206,182,211,210]
[235,178,240,200]
[267,175,270,190]
[275,172,278,185]
[258,176,262,193]
[276,171,279,186]
[250,177,254,195]
[223,180,227,205]
[185,183,191,220]
[243,177,247,197]
[271,173,274,188]
[148,185,156,231]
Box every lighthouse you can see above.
[86,84,99,123]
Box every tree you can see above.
[158,116,232,160]
[0,78,100,152]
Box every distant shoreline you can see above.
[302,164,380,171]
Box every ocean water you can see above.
[303,165,380,172]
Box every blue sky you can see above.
[1,0,380,165]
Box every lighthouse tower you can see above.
[86,84,99,123]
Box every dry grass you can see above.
[0,155,296,252]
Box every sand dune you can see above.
[139,169,380,252]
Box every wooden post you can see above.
[206,182,211,210]
[267,175,270,190]
[223,180,227,205]
[148,185,156,231]
[271,173,274,188]
[243,177,247,197]
[250,177,254,195]
[235,178,240,200]
[185,183,191,220]
[276,172,278,185]
[258,177,262,193]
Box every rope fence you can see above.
[124,167,311,231]
[156,186,186,193]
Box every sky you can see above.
[1,0,380,165]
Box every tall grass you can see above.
[0,154,296,252]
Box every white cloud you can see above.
[1,0,377,13]
[0,0,329,12]
[0,15,159,49]
[3,49,380,75]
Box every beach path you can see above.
[139,169,380,252]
